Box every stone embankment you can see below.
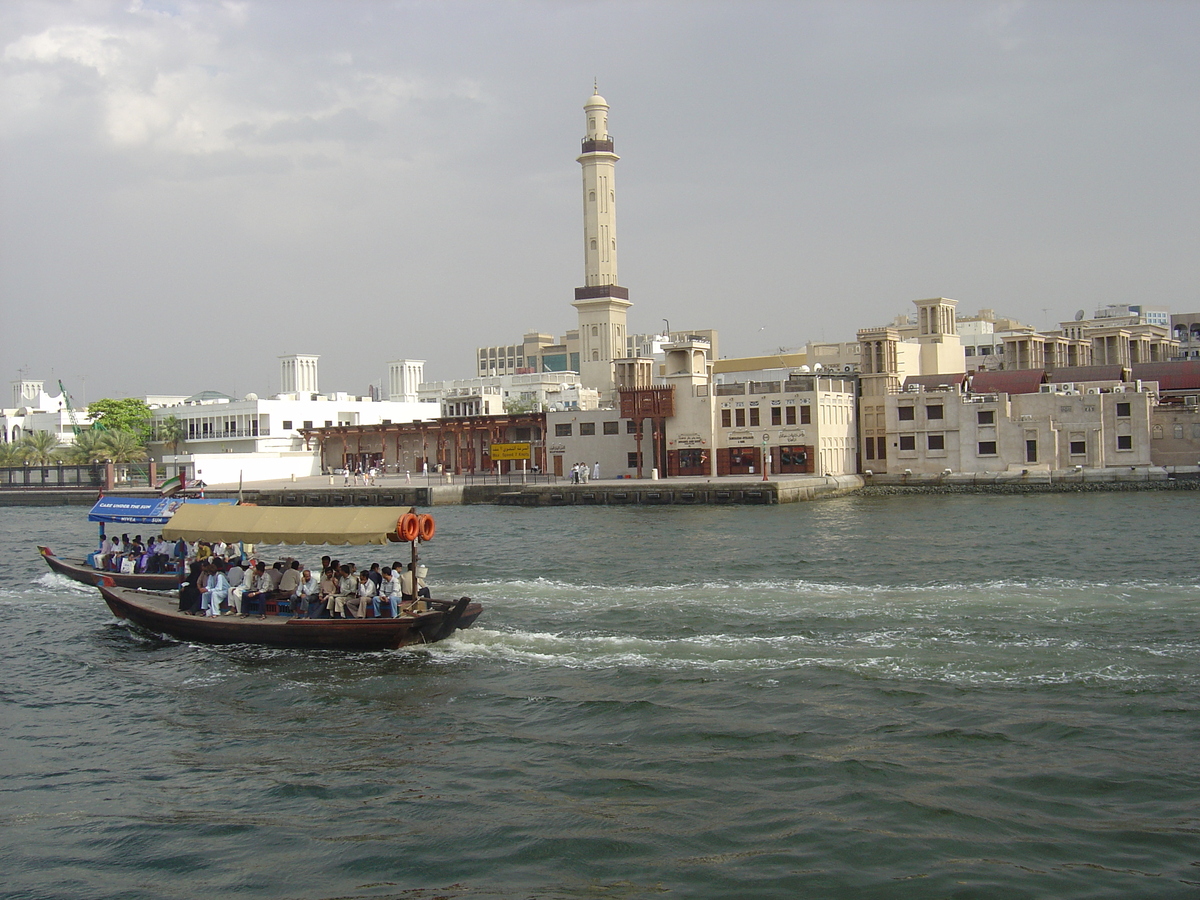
[2,470,1196,507]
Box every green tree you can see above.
[88,398,153,440]
[0,441,19,466]
[154,415,185,455]
[99,429,148,463]
[16,430,62,464]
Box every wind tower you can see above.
[573,87,631,401]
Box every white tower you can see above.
[572,88,631,400]
[387,359,425,403]
[279,354,320,396]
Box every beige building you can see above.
[858,297,965,468]
[880,378,1156,475]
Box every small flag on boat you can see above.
[159,475,183,496]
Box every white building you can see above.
[1,380,83,445]
[151,357,438,484]
[419,372,600,418]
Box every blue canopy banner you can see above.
[87,496,234,525]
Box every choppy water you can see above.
[1,494,1197,899]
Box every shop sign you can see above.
[491,442,532,460]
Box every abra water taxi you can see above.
[38,496,235,590]
[91,504,483,651]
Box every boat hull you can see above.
[98,585,479,651]
[39,547,181,591]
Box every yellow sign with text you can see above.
[489,443,532,461]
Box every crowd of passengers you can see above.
[178,549,430,620]
[94,533,183,574]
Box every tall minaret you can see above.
[573,87,631,400]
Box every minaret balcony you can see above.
[580,137,615,153]
[574,284,629,301]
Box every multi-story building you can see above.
[419,372,599,418]
[884,377,1155,475]
[1170,314,1200,361]
[151,356,438,484]
[1,380,80,445]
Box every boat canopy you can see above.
[87,496,234,525]
[161,504,417,546]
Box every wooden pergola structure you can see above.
[300,413,548,476]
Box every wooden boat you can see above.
[91,503,483,650]
[38,546,181,590]
[39,496,234,590]
[98,583,478,651]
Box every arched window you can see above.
[592,351,599,361]
[590,239,597,250]
[589,191,595,201]
[591,326,598,337]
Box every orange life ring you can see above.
[398,513,420,542]
[418,514,436,542]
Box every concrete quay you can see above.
[190,473,865,507]
[3,469,1196,508]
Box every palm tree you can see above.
[16,430,62,464]
[0,441,18,467]
[60,429,109,464]
[155,415,185,457]
[99,429,148,464]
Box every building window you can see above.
[786,406,797,425]
[721,409,732,428]
[978,409,995,425]
[1069,439,1086,455]
[580,422,595,436]
[800,406,811,425]
[749,408,760,426]
[1172,425,1183,440]
[865,439,875,460]
[898,406,915,421]
[735,409,746,427]
[927,433,945,451]
[978,441,997,455]
[927,405,943,420]
[555,423,572,437]
[626,452,641,468]
[771,407,782,425]
[603,421,619,435]
[899,435,916,451]
[876,437,886,460]
[1116,402,1131,417]
[282,420,293,430]
[1116,435,1133,450]
[627,420,638,434]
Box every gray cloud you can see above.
[1,0,1197,402]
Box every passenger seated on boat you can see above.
[373,567,400,618]
[267,561,285,591]
[291,569,319,617]
[328,566,357,617]
[310,567,338,618]
[278,560,302,597]
[240,561,273,616]
[201,562,230,617]
[179,561,204,614]
[344,572,375,619]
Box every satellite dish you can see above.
[1074,309,1086,321]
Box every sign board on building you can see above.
[490,442,532,461]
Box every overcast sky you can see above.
[2,0,1197,403]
